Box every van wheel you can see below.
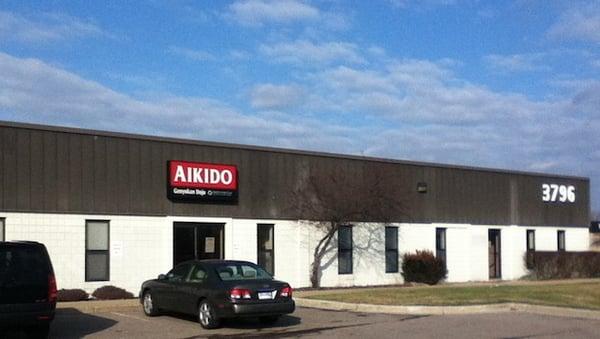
[198,300,220,329]
[142,291,159,316]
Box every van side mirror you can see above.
[158,274,167,280]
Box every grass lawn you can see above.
[302,281,600,310]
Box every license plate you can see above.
[258,291,274,300]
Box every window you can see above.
[526,230,535,269]
[385,227,399,273]
[167,263,193,282]
[188,264,208,283]
[338,226,353,274]
[85,220,110,281]
[436,228,446,266]
[0,244,51,286]
[214,263,272,281]
[0,218,4,242]
[257,224,274,275]
[557,230,566,251]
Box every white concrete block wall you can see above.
[295,220,313,288]
[0,212,592,291]
[535,227,558,251]
[469,226,491,281]
[228,219,257,263]
[1,212,171,296]
[443,224,471,282]
[353,223,403,286]
[309,222,347,287]
[501,226,524,280]
[107,216,172,296]
[565,227,589,251]
[464,225,591,282]
[272,220,305,287]
[399,223,436,255]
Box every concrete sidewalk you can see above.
[58,298,139,313]
[294,298,600,320]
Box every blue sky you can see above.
[1,0,599,214]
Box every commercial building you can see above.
[0,121,591,293]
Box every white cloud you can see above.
[260,40,364,66]
[0,52,362,154]
[0,11,109,43]
[250,83,305,110]
[548,5,600,43]
[167,46,216,61]
[226,0,319,26]
[484,53,549,73]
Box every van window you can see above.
[0,245,49,286]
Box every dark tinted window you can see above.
[525,230,536,269]
[338,226,352,274]
[385,227,398,273]
[0,245,50,286]
[188,264,208,283]
[214,263,272,281]
[436,228,446,267]
[557,230,566,251]
[257,224,274,275]
[167,263,193,282]
[0,219,4,241]
[527,230,535,251]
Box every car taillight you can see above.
[230,288,252,300]
[280,285,292,298]
[48,273,57,303]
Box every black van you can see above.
[0,241,57,337]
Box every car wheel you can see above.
[198,300,220,329]
[142,291,159,316]
[259,315,280,324]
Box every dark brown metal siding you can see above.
[0,124,589,227]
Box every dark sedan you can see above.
[139,260,295,329]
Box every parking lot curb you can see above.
[294,298,600,320]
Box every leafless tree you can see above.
[289,161,410,288]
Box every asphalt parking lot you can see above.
[6,306,599,338]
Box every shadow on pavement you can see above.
[161,311,302,329]
[48,308,118,338]
[221,315,302,329]
[199,322,370,339]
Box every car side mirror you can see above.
[158,274,167,280]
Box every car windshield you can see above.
[214,263,272,281]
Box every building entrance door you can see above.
[173,222,224,266]
[488,229,501,279]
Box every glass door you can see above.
[173,222,224,266]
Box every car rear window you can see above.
[215,263,272,281]
[0,245,50,287]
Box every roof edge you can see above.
[0,119,590,181]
